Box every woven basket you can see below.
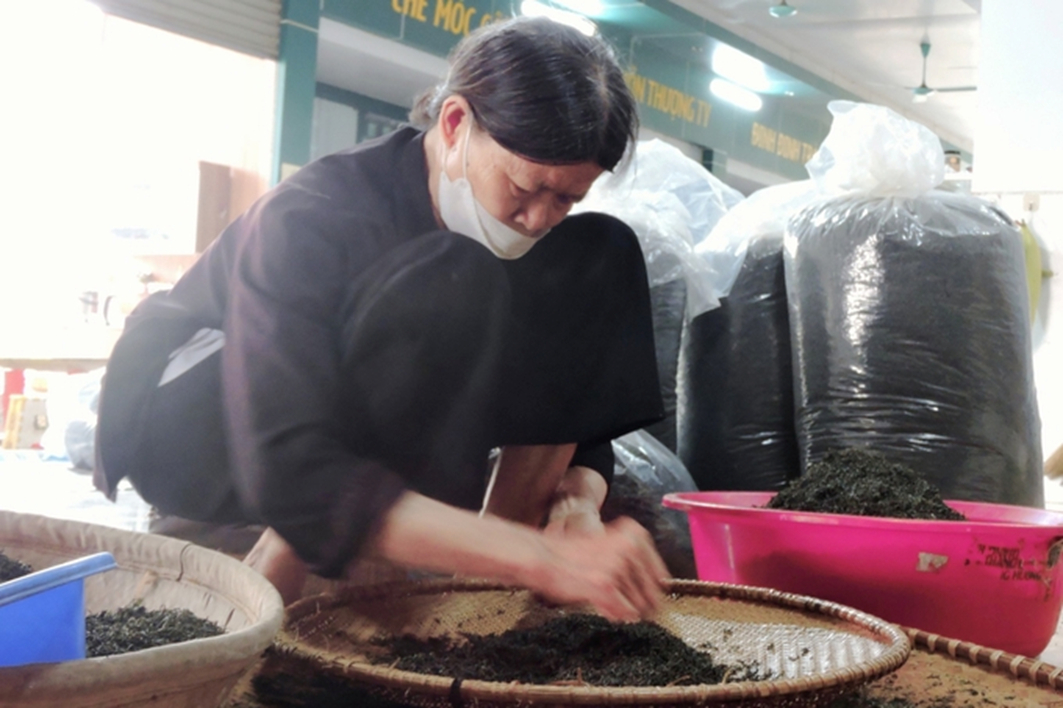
[270,578,911,707]
[0,511,284,708]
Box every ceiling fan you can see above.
[909,41,977,102]
[768,0,797,18]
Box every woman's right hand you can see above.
[528,516,669,622]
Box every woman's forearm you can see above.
[367,491,547,585]
[364,489,669,622]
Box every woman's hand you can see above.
[543,464,608,538]
[243,527,309,606]
[537,468,670,621]
[531,516,669,622]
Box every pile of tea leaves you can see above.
[767,448,965,521]
[86,604,224,657]
[0,551,33,582]
[374,613,760,686]
[249,657,420,708]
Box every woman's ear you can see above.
[438,95,473,150]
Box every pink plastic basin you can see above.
[663,491,1063,657]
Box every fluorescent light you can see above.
[551,0,604,15]
[521,0,598,36]
[710,78,763,112]
[712,44,771,93]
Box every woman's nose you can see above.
[517,198,566,234]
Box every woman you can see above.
[95,16,668,620]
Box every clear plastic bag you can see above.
[605,430,697,578]
[804,100,945,197]
[37,369,104,469]
[574,138,744,317]
[784,102,1042,506]
[679,182,821,491]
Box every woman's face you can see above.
[446,122,604,239]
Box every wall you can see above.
[1,6,275,335]
[974,0,1063,466]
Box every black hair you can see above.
[410,16,638,172]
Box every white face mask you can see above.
[437,123,544,260]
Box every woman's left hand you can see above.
[544,496,605,537]
[543,464,608,537]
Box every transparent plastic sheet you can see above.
[574,138,745,318]
[36,368,104,468]
[605,430,697,578]
[805,100,945,197]
[785,192,1042,506]
[66,369,103,471]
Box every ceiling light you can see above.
[769,1,797,18]
[710,78,763,112]
[550,0,605,15]
[521,0,597,36]
[712,44,771,93]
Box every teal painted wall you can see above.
[316,83,409,143]
[273,0,320,184]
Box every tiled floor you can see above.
[4,452,1063,665]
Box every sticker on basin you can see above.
[916,552,948,573]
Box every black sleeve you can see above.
[221,183,407,579]
[570,439,615,488]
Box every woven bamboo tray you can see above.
[258,578,910,707]
[227,626,1063,707]
[850,627,1063,706]
[0,511,284,708]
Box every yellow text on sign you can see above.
[625,71,712,128]
[751,122,817,163]
[392,0,505,35]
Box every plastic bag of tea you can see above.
[678,182,819,490]
[785,101,1042,506]
[606,430,698,578]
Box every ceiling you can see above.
[669,0,981,153]
[316,19,448,113]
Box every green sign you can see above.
[323,0,512,56]
[623,39,829,180]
